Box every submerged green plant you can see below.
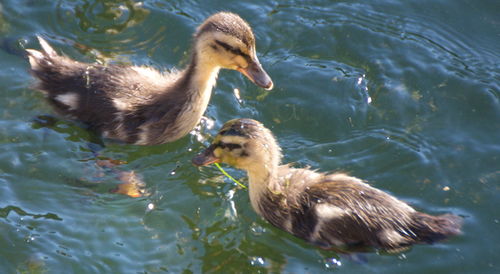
[214,163,247,189]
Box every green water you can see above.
[1,0,499,273]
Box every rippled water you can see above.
[1,0,499,273]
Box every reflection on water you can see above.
[71,0,149,34]
[0,3,10,34]
[50,0,166,60]
[0,205,62,221]
[0,0,499,273]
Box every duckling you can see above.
[26,12,273,145]
[192,119,462,253]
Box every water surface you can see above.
[0,0,499,273]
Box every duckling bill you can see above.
[193,119,463,253]
[26,12,273,145]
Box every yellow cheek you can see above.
[213,148,223,158]
[213,148,232,163]
[233,55,248,68]
[216,152,243,168]
[225,158,238,166]
[225,157,246,169]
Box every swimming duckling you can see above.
[192,119,462,253]
[26,12,273,145]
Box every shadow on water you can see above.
[31,114,104,146]
[0,205,62,221]
[30,115,155,198]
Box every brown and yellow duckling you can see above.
[26,12,273,145]
[193,119,462,253]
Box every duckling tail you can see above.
[26,36,58,71]
[35,36,57,57]
[412,212,463,244]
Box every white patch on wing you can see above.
[315,203,345,219]
[309,218,344,247]
[113,98,130,111]
[284,217,292,232]
[379,229,405,246]
[136,127,150,145]
[55,93,79,110]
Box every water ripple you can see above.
[45,0,166,58]
[268,1,499,95]
[0,0,498,272]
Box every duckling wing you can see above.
[27,40,187,143]
[29,52,175,106]
[293,173,461,252]
[272,167,462,251]
[282,173,419,251]
[313,186,414,247]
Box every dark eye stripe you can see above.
[215,40,249,59]
[217,142,242,150]
[215,40,231,51]
[219,128,246,137]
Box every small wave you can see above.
[44,0,166,59]
[268,2,499,96]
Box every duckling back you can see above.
[27,38,110,123]
[266,170,463,253]
[27,37,89,101]
[26,37,188,144]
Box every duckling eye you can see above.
[215,40,247,58]
[226,143,242,150]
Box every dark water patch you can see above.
[0,205,62,220]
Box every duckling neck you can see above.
[185,52,221,98]
[156,52,220,143]
[247,164,281,216]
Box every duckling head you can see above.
[193,119,282,173]
[194,12,273,90]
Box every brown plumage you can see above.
[192,119,462,253]
[26,12,273,145]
